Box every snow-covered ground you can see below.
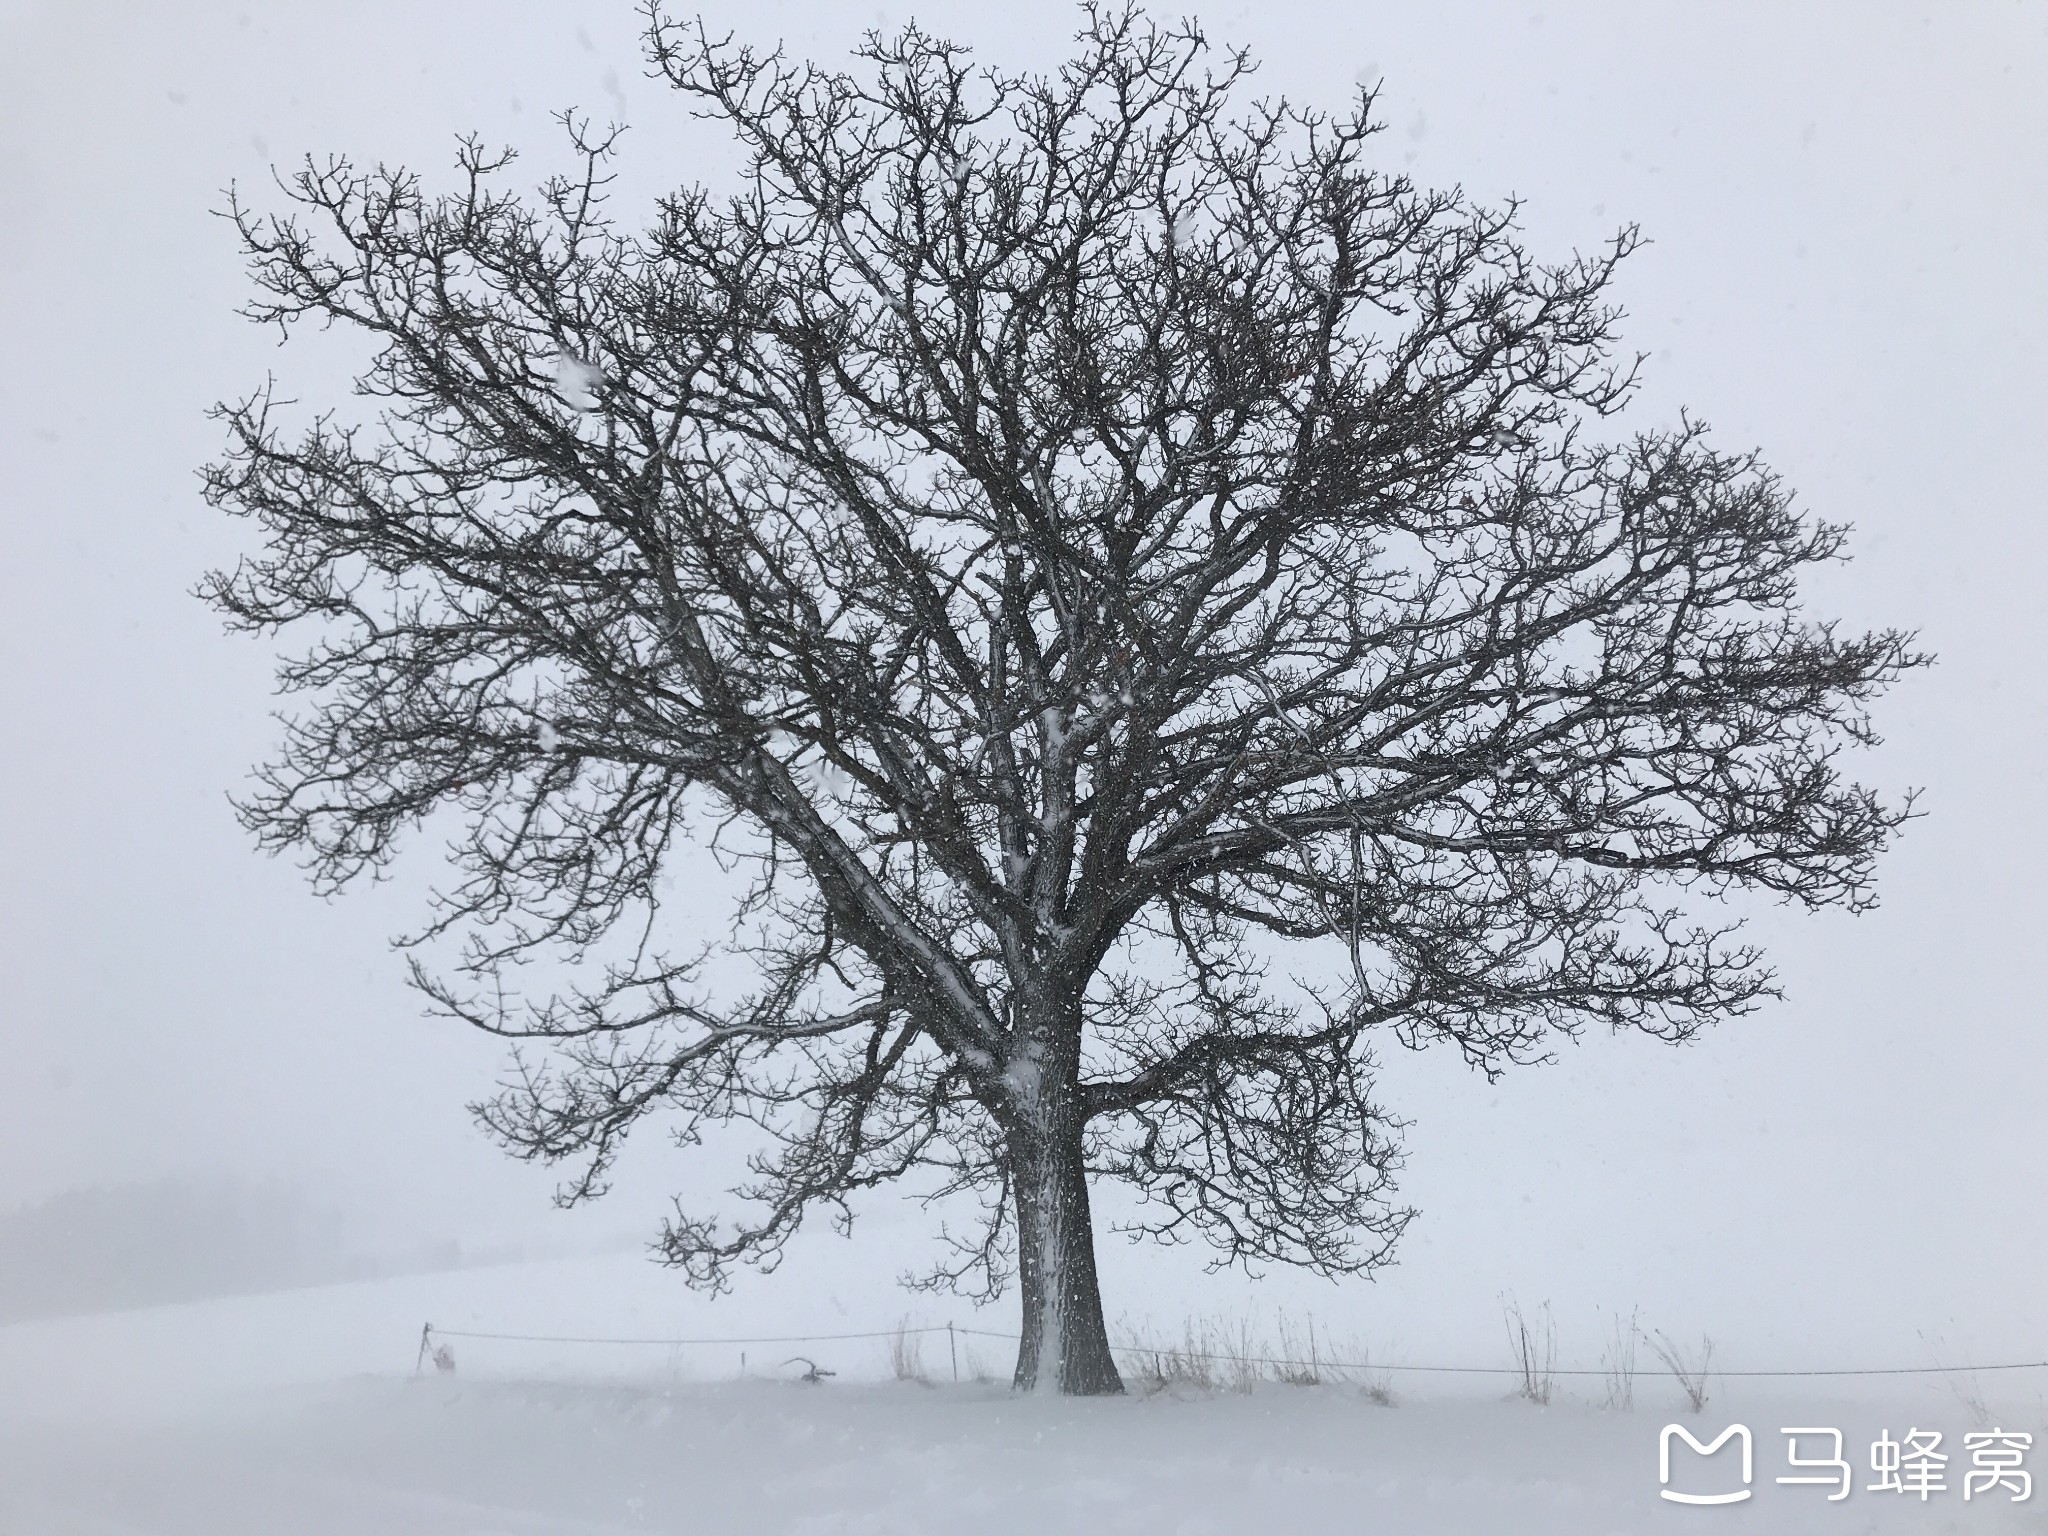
[3,1257,2042,1534]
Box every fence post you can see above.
[949,1321,958,1383]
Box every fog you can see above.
[2,0,2043,1376]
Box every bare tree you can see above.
[200,3,1924,1394]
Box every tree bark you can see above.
[1008,1117,1124,1395]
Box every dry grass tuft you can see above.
[1645,1328,1713,1413]
[1503,1297,1556,1407]
[1601,1306,1640,1411]
[1109,1313,1395,1401]
[888,1318,931,1385]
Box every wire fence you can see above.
[415,1320,2048,1382]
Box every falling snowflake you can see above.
[552,351,604,411]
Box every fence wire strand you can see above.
[418,1322,2048,1379]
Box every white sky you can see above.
[2,0,2044,1367]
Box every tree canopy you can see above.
[203,2,1923,1392]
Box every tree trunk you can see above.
[1009,1118,1123,1395]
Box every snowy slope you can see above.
[2,1259,2042,1534]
